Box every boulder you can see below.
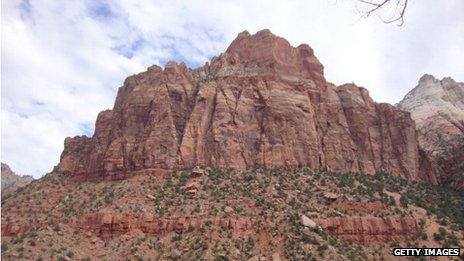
[323,192,339,202]
[300,215,317,228]
[184,180,199,195]
[191,166,206,178]
[146,194,156,200]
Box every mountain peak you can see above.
[419,73,437,83]
[418,74,457,86]
[224,29,325,82]
[58,29,427,183]
[399,74,463,111]
[397,75,464,188]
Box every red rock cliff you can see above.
[59,29,424,181]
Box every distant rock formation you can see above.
[397,74,464,189]
[1,163,33,197]
[59,29,429,182]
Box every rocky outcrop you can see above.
[59,29,425,181]
[316,216,419,245]
[1,222,35,237]
[70,213,257,239]
[397,75,464,189]
[1,212,257,238]
[1,163,33,197]
[3,212,418,246]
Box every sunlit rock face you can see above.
[398,74,464,189]
[59,29,426,181]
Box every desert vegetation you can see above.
[1,166,463,260]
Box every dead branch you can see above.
[357,0,409,26]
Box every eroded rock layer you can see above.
[2,213,419,246]
[316,216,419,245]
[59,29,425,181]
[69,213,258,240]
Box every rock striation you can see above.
[1,212,258,238]
[397,75,464,189]
[69,212,257,240]
[59,29,426,181]
[1,163,33,197]
[315,216,419,245]
[2,212,419,246]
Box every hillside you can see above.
[1,167,463,260]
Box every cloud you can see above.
[2,0,463,177]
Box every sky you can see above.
[2,0,463,178]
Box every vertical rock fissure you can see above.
[206,86,219,165]
[376,105,386,173]
[367,127,377,172]
[232,88,243,125]
[218,85,237,125]
[254,86,268,167]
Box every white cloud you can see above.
[1,0,463,177]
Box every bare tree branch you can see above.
[357,0,409,26]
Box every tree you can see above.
[356,0,409,26]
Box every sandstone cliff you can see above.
[59,29,425,181]
[397,75,464,189]
[1,163,33,197]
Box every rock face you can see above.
[1,163,33,197]
[59,29,425,181]
[1,212,257,238]
[316,216,419,245]
[68,212,256,240]
[397,75,464,189]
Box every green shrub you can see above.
[400,195,409,207]
[433,228,447,241]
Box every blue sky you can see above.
[2,0,464,178]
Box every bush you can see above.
[444,233,460,247]
[171,234,182,242]
[317,243,328,256]
[1,242,8,252]
[400,195,409,207]
[417,231,428,240]
[433,228,447,241]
